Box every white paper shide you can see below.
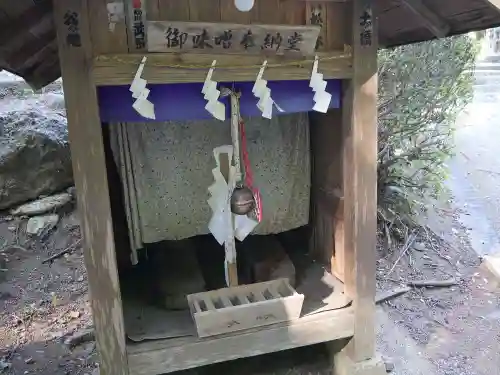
[129,56,156,120]
[202,60,226,121]
[309,55,332,113]
[252,61,284,119]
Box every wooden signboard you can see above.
[128,0,147,52]
[147,21,321,55]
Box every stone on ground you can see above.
[26,214,59,236]
[11,192,72,216]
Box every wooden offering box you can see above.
[187,278,304,338]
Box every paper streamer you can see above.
[129,56,156,119]
[309,55,332,113]
[252,61,283,119]
[202,60,226,121]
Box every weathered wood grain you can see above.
[92,51,353,85]
[189,0,221,22]
[309,110,343,267]
[333,213,345,281]
[53,1,129,374]
[280,0,306,24]
[341,0,378,363]
[258,0,281,24]
[159,0,190,21]
[306,1,328,51]
[401,0,450,38]
[127,307,354,375]
[88,0,128,54]
[145,0,161,21]
[147,20,320,55]
[326,1,350,50]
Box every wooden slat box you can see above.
[187,279,304,338]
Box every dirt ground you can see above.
[377,204,500,375]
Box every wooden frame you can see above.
[52,0,384,374]
[401,0,450,38]
[53,1,129,374]
[339,0,379,364]
[92,51,353,85]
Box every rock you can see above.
[26,214,59,236]
[39,93,66,112]
[413,242,426,251]
[64,329,95,349]
[381,356,394,373]
[0,110,73,210]
[0,359,11,371]
[69,310,80,319]
[11,193,72,216]
[49,331,65,342]
[384,360,395,373]
[66,186,76,198]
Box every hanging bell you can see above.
[230,186,255,215]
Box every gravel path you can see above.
[448,87,500,257]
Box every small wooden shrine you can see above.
[29,0,498,374]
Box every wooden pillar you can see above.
[53,1,129,374]
[336,0,383,372]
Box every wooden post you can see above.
[335,0,385,373]
[53,1,129,374]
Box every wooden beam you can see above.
[16,40,58,72]
[92,51,353,85]
[53,1,129,374]
[127,308,355,375]
[401,0,450,38]
[0,0,52,45]
[22,49,59,89]
[88,0,129,54]
[316,187,345,281]
[317,188,343,218]
[4,29,56,68]
[341,0,378,364]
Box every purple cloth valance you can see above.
[97,79,341,122]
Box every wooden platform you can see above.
[123,263,352,374]
[127,307,354,375]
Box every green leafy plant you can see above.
[377,35,479,246]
